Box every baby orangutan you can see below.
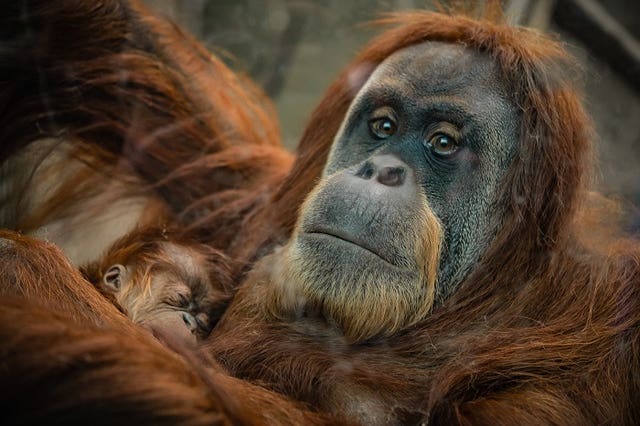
[82,228,231,347]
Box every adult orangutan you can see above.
[207,11,640,424]
[2,4,640,426]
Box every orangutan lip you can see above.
[305,228,396,266]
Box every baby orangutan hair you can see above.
[82,227,232,347]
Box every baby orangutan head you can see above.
[83,228,231,347]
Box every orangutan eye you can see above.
[168,292,191,309]
[428,133,458,155]
[369,117,397,139]
[424,122,461,157]
[368,107,398,140]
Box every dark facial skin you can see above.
[99,243,217,347]
[324,40,520,299]
[274,42,521,341]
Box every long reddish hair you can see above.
[227,10,640,423]
[1,5,638,424]
[0,0,292,247]
[236,9,589,266]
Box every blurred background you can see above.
[145,0,639,231]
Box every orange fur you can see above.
[1,3,639,425]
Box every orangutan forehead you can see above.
[157,243,208,286]
[365,41,506,100]
[344,41,515,137]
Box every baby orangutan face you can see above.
[84,230,230,347]
[102,243,218,345]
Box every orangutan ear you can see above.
[103,264,127,292]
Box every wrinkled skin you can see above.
[321,41,521,301]
[266,42,521,343]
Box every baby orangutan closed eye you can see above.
[81,228,232,347]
